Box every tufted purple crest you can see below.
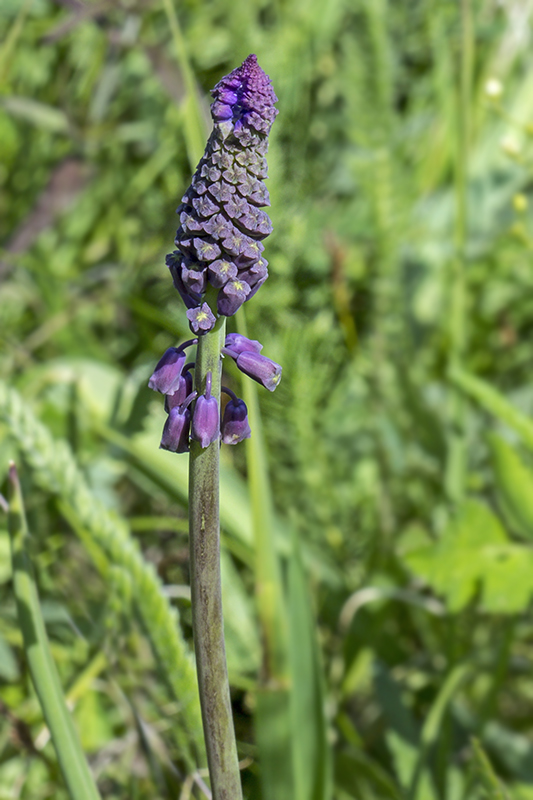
[169,55,278,332]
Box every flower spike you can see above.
[170,55,278,331]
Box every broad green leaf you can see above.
[489,434,533,541]
[406,501,533,613]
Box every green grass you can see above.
[2,0,533,797]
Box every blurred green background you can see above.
[2,0,533,798]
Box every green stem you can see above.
[188,319,243,800]
[445,0,473,504]
[7,463,101,800]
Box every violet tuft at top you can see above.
[168,55,278,329]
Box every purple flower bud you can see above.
[166,252,202,309]
[235,351,282,392]
[217,278,251,316]
[160,406,191,453]
[191,372,220,447]
[187,303,216,334]
[148,347,187,395]
[221,389,251,444]
[224,333,263,356]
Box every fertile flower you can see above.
[160,406,192,453]
[165,363,194,412]
[221,388,251,444]
[171,54,278,330]
[234,351,282,392]
[148,340,197,395]
[148,347,186,395]
[191,372,220,447]
[224,333,263,356]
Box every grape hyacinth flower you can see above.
[221,388,251,444]
[148,340,196,395]
[169,53,278,330]
[147,55,280,800]
[191,372,219,448]
[160,392,196,453]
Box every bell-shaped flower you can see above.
[148,347,187,395]
[191,372,220,448]
[235,351,282,392]
[148,340,197,395]
[224,333,263,357]
[160,406,191,453]
[165,364,194,412]
[221,389,251,444]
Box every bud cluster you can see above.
[148,334,282,452]
[167,54,278,332]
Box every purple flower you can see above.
[224,333,263,356]
[165,363,194,412]
[217,278,251,316]
[160,406,192,453]
[191,372,220,447]
[234,351,282,392]
[148,347,187,395]
[221,389,251,444]
[208,258,238,288]
[182,265,207,295]
[187,303,216,334]
[170,55,277,319]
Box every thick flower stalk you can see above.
[147,55,280,800]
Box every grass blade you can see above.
[450,368,533,449]
[288,528,332,800]
[7,463,102,800]
[0,381,205,769]
[237,309,292,799]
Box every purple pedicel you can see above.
[191,371,220,448]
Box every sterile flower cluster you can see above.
[167,53,278,331]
